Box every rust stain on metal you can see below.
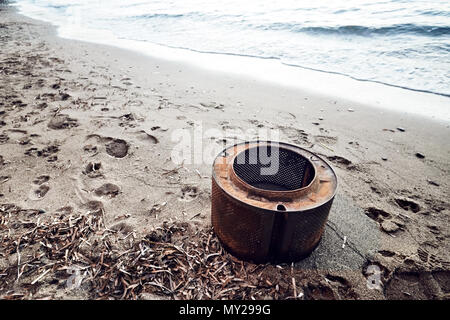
[211,141,337,263]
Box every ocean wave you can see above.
[258,23,450,37]
[126,40,450,97]
[41,3,72,10]
[419,9,450,17]
[129,12,197,20]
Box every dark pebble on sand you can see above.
[415,152,425,159]
[396,127,405,132]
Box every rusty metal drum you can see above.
[211,141,337,263]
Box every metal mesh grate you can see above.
[233,146,315,191]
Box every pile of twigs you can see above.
[86,223,289,299]
[0,203,342,300]
[0,203,103,297]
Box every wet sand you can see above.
[0,5,449,300]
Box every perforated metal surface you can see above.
[232,146,314,191]
[211,180,274,261]
[211,141,337,263]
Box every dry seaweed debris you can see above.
[79,222,333,300]
[0,203,344,300]
[0,203,104,298]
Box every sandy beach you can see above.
[0,4,449,300]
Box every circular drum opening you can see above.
[232,145,315,191]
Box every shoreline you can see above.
[0,4,449,300]
[12,1,450,122]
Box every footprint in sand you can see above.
[83,144,98,156]
[110,222,133,235]
[324,274,358,299]
[134,130,158,144]
[0,134,9,144]
[199,102,224,110]
[47,155,58,162]
[314,135,338,145]
[36,102,48,110]
[33,175,50,185]
[416,244,444,268]
[279,126,310,145]
[95,183,120,198]
[29,184,50,200]
[119,113,138,128]
[83,162,103,178]
[48,114,78,130]
[18,136,31,145]
[58,92,71,101]
[326,155,352,166]
[55,206,73,215]
[85,134,130,158]
[25,145,59,158]
[82,200,104,215]
[178,185,200,202]
[364,207,403,233]
[304,281,336,300]
[378,250,396,257]
[106,139,128,158]
[277,111,296,121]
[385,269,449,299]
[150,126,168,132]
[394,198,421,213]
[364,207,391,223]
